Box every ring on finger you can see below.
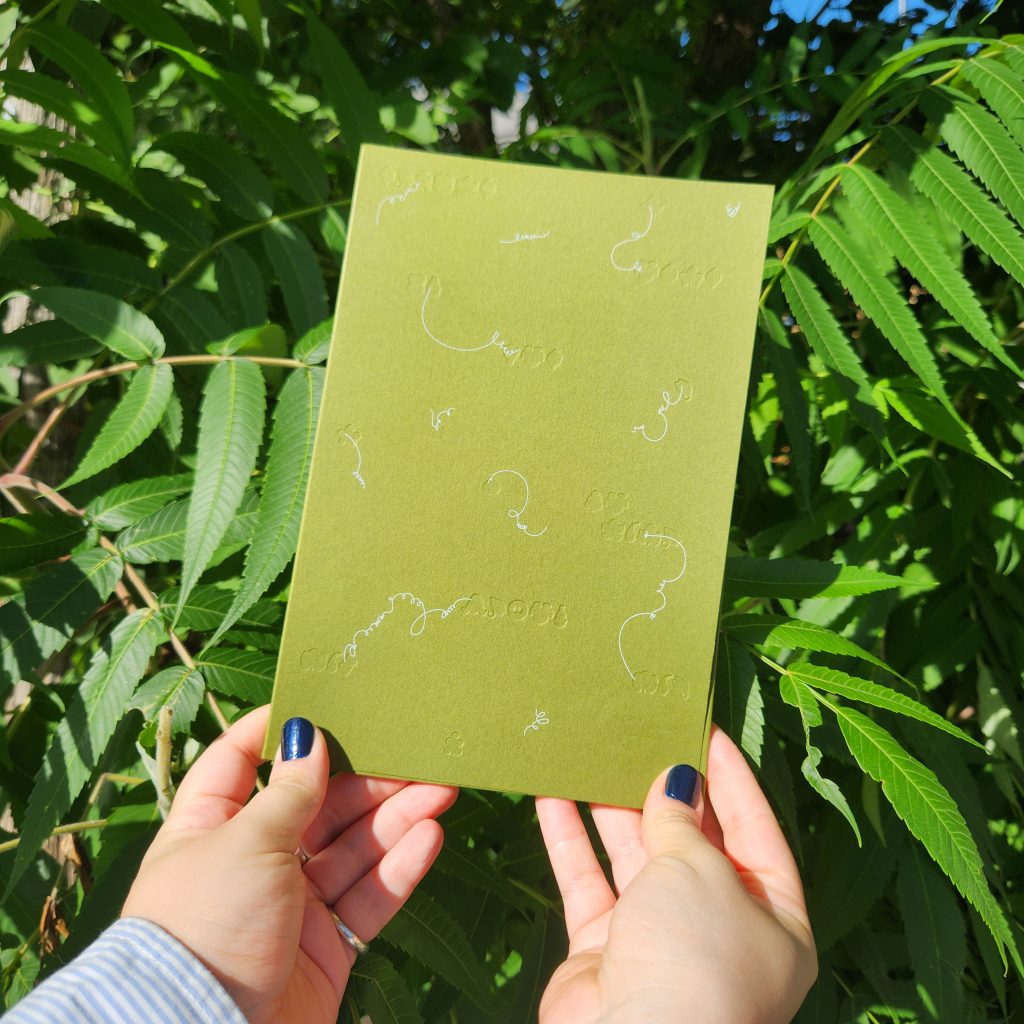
[332,911,368,955]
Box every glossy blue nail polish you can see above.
[282,717,314,760]
[665,764,702,806]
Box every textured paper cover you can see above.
[264,146,772,808]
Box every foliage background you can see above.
[1,0,1023,1020]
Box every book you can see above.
[264,144,773,808]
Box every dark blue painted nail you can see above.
[282,717,314,760]
[665,764,702,807]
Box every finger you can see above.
[590,804,645,895]
[536,796,615,942]
[164,705,271,834]
[639,761,709,863]
[706,726,810,930]
[301,774,410,855]
[331,819,445,963]
[305,783,457,903]
[228,717,330,856]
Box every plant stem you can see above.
[0,472,234,735]
[144,198,350,310]
[0,818,109,855]
[0,354,307,438]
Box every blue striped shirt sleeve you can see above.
[2,917,249,1024]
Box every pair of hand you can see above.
[122,706,816,1024]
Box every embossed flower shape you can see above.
[443,731,465,757]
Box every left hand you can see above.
[122,706,457,1024]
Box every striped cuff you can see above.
[3,917,249,1024]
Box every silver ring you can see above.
[331,911,368,954]
[295,844,311,865]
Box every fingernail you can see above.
[665,764,702,806]
[282,717,314,760]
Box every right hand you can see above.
[537,726,817,1024]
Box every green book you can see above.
[265,145,772,808]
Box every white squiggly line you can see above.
[499,231,551,245]
[340,431,365,488]
[420,286,520,357]
[431,407,455,430]
[632,381,688,444]
[342,592,471,663]
[375,182,421,225]
[523,709,550,735]
[610,206,654,273]
[486,469,547,537]
[725,201,741,218]
[617,532,688,680]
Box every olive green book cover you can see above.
[264,145,772,808]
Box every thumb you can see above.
[641,763,708,861]
[231,717,329,856]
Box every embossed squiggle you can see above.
[632,380,689,444]
[523,709,550,735]
[431,407,455,431]
[421,286,520,358]
[486,469,548,538]
[375,181,421,225]
[499,231,551,244]
[610,206,654,273]
[340,431,366,488]
[342,592,470,663]
[617,532,688,680]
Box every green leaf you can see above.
[31,287,164,360]
[0,70,123,160]
[782,264,874,400]
[306,14,386,151]
[175,360,266,623]
[962,58,1024,151]
[898,842,967,1022]
[780,674,862,844]
[196,648,275,703]
[808,217,952,409]
[350,953,424,1024]
[23,25,134,163]
[163,46,328,204]
[725,556,904,598]
[809,215,1005,474]
[0,548,123,688]
[86,474,193,531]
[833,703,1022,973]
[760,310,812,506]
[216,245,268,328]
[0,515,85,573]
[236,0,264,57]
[885,124,1024,293]
[0,122,138,194]
[116,491,257,565]
[713,636,764,765]
[725,614,895,673]
[842,164,1020,375]
[263,221,329,335]
[292,318,332,365]
[380,890,493,1010]
[4,610,161,900]
[153,132,273,222]
[877,384,996,462]
[129,666,205,736]
[790,664,981,747]
[63,363,174,488]
[920,86,1024,230]
[207,367,324,646]
[0,320,99,368]
[161,585,282,634]
[98,0,194,48]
